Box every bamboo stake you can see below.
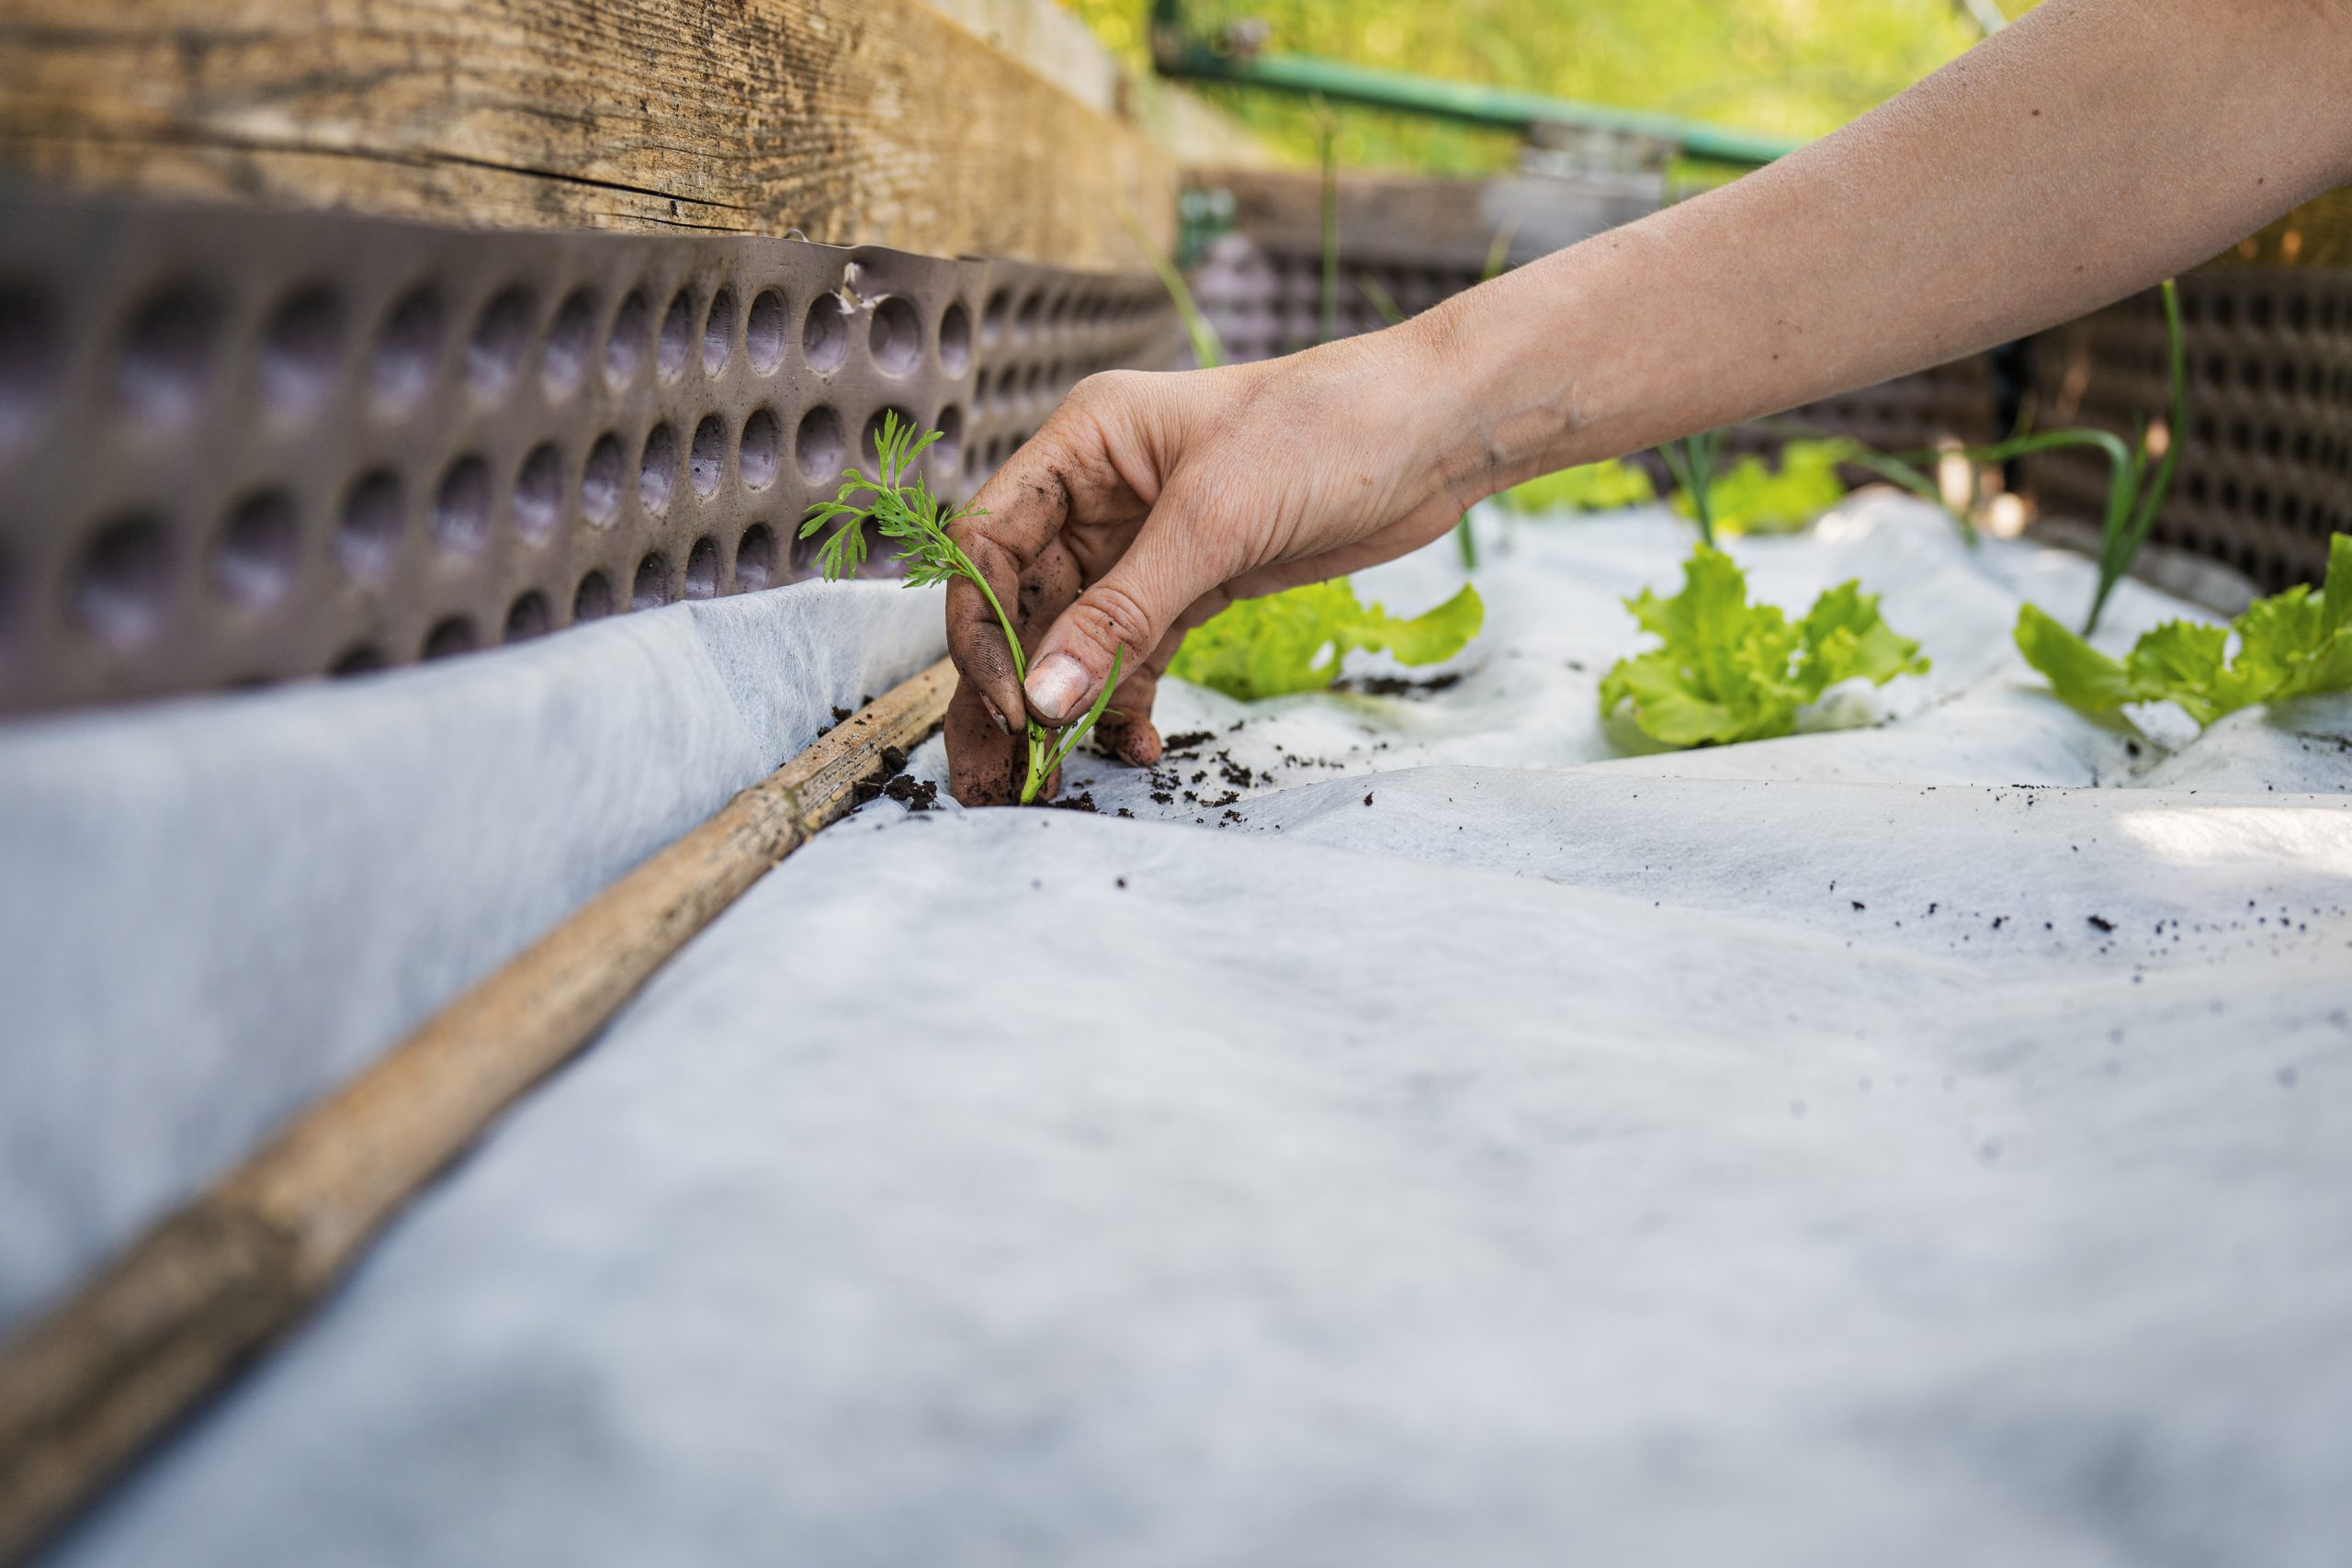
[0,655,957,1563]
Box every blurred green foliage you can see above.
[1070,0,2030,173]
[1495,458,1657,514]
[1670,439,1854,536]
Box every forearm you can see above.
[1416,0,2352,500]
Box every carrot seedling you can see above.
[801,413,1121,805]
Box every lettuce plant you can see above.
[1601,545,1929,747]
[1670,439,1855,536]
[802,414,1120,804]
[2016,532,2352,728]
[1493,459,1657,514]
[1168,580,1484,703]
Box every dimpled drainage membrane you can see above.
[0,189,1182,716]
[2023,269,2352,594]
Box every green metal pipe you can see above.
[1156,41,1803,167]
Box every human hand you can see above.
[942,326,1485,804]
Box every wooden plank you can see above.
[0,0,1177,266]
[0,656,956,1564]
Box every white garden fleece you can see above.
[4,495,2348,1568]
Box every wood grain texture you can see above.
[0,655,956,1565]
[0,0,1178,265]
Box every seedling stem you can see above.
[801,413,1123,805]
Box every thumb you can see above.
[1023,511,1227,725]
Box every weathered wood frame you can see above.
[0,0,1183,265]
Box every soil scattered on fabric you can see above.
[1333,670,1464,698]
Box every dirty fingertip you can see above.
[1025,652,1091,725]
[1110,720,1162,768]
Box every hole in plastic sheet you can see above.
[739,407,780,491]
[433,455,493,556]
[803,294,849,371]
[702,288,736,378]
[868,295,923,375]
[973,368,990,407]
[789,517,823,574]
[685,535,719,599]
[212,489,300,608]
[117,282,226,426]
[582,433,625,525]
[255,285,345,416]
[465,285,536,400]
[605,289,650,389]
[1046,292,1070,331]
[690,413,728,497]
[503,590,552,642]
[861,406,917,466]
[931,404,964,479]
[736,523,776,590]
[658,288,693,380]
[515,442,564,542]
[0,286,58,456]
[422,615,477,660]
[338,469,402,581]
[544,288,596,397]
[939,300,973,376]
[0,542,18,660]
[633,551,671,609]
[746,288,786,374]
[75,513,174,648]
[330,643,385,676]
[639,423,678,515]
[796,404,845,483]
[368,285,446,412]
[573,569,615,621]
[1013,292,1043,341]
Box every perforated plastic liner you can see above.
[1186,232,2006,455]
[2022,270,2352,592]
[0,188,1183,715]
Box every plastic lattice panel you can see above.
[1187,233,2007,455]
[1191,234,1477,363]
[0,189,1182,716]
[2020,270,2352,592]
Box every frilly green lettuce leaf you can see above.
[2013,532,2352,727]
[1169,580,1484,703]
[1600,545,1928,747]
[1495,458,1657,515]
[1669,439,1852,536]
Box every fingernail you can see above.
[980,694,1010,734]
[1025,652,1089,722]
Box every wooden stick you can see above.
[0,655,957,1563]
